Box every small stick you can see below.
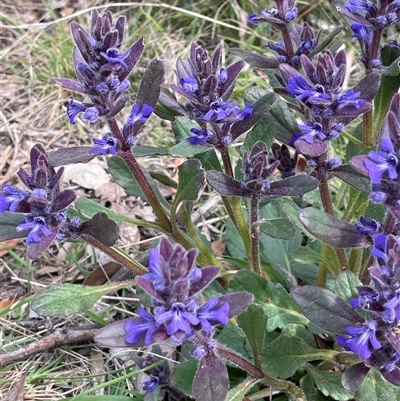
[0,326,100,367]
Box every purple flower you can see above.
[355,216,380,236]
[125,307,159,345]
[142,246,165,291]
[337,89,365,109]
[298,120,327,143]
[16,215,53,245]
[155,302,199,338]
[350,286,379,309]
[337,320,381,359]
[364,137,399,184]
[344,0,373,13]
[217,68,228,84]
[142,376,160,394]
[350,23,372,45]
[286,76,330,103]
[126,103,154,126]
[237,103,253,121]
[179,75,198,93]
[371,234,388,262]
[0,184,29,212]
[196,297,229,332]
[67,100,99,124]
[203,100,241,122]
[101,47,129,68]
[285,7,298,22]
[90,135,119,155]
[187,128,213,145]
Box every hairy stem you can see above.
[249,196,264,277]
[81,234,147,275]
[107,118,172,233]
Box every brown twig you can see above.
[0,326,100,367]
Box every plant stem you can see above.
[363,109,374,147]
[249,196,263,277]
[81,234,147,275]
[317,154,348,276]
[214,341,305,399]
[219,145,252,265]
[107,118,172,233]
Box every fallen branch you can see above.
[0,325,100,367]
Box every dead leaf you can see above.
[62,160,110,190]
[3,370,28,401]
[83,262,122,286]
[0,238,21,257]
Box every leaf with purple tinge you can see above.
[118,37,145,81]
[342,363,370,392]
[193,350,229,401]
[294,138,328,157]
[136,58,165,109]
[48,147,97,167]
[216,291,254,318]
[290,285,365,333]
[51,78,88,94]
[261,175,319,202]
[350,155,369,175]
[51,190,77,212]
[80,212,119,247]
[188,266,221,297]
[206,170,246,197]
[381,368,400,387]
[298,207,369,248]
[26,229,58,259]
[331,164,371,193]
[230,48,279,69]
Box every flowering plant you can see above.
[1,1,400,399]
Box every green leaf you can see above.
[132,146,169,157]
[107,155,169,208]
[265,96,299,144]
[31,281,134,316]
[217,322,252,360]
[227,377,260,401]
[260,200,302,272]
[66,397,142,401]
[300,373,333,401]
[260,333,335,379]
[335,271,363,302]
[237,304,267,364]
[355,369,400,401]
[171,359,198,396]
[194,149,223,172]
[258,218,296,240]
[309,369,355,401]
[172,159,205,212]
[242,121,275,152]
[373,45,400,133]
[230,270,309,331]
[75,197,160,230]
[0,212,26,241]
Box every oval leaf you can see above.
[298,207,369,248]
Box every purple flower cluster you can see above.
[363,94,400,220]
[163,42,252,147]
[125,238,229,346]
[338,0,400,69]
[53,11,154,153]
[278,51,372,145]
[0,144,80,257]
[337,234,400,385]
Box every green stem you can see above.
[219,146,252,264]
[363,109,374,147]
[317,154,348,277]
[249,196,263,277]
[81,234,147,275]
